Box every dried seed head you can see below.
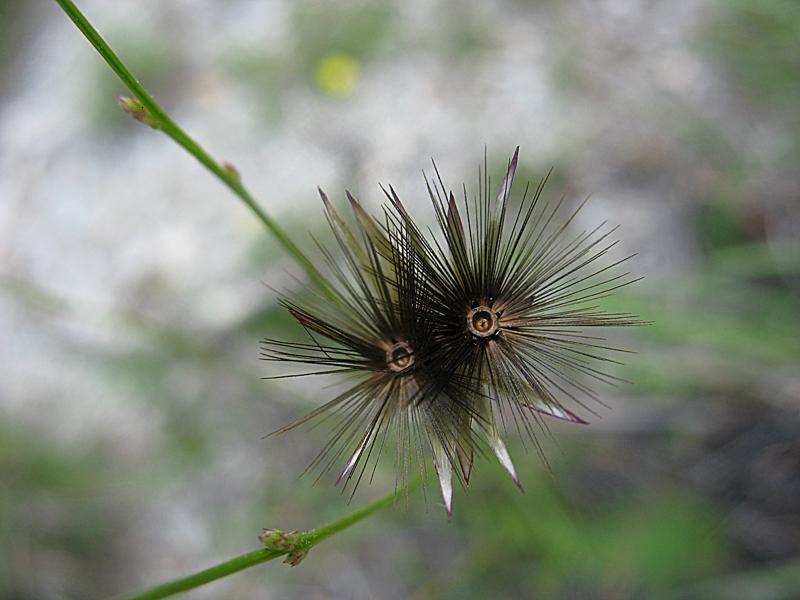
[262,188,467,504]
[383,146,645,509]
[264,147,645,518]
[386,340,414,372]
[466,305,499,338]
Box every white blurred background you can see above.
[1,1,799,598]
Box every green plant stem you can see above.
[53,0,331,296]
[115,487,404,600]
[115,549,282,600]
[54,4,406,598]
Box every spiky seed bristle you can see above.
[262,147,645,516]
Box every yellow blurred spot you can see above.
[314,53,361,98]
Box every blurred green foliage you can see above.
[705,0,800,112]
[611,240,800,398]
[705,0,800,160]
[221,0,500,121]
[0,421,116,598]
[403,461,726,599]
[290,0,395,72]
[3,0,800,598]
[0,0,29,77]
[223,0,395,120]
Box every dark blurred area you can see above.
[1,1,798,598]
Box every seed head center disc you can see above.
[386,341,415,373]
[467,305,500,338]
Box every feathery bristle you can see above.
[261,189,475,501]
[385,147,644,487]
[263,148,644,514]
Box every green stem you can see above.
[301,483,402,547]
[114,548,282,600]
[54,4,406,598]
[115,487,405,600]
[53,0,331,296]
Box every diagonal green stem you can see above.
[115,487,404,600]
[53,4,410,598]
[53,0,331,296]
[114,548,283,600]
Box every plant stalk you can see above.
[53,0,331,296]
[52,5,407,599]
[115,487,403,600]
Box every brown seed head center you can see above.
[386,341,415,373]
[467,305,500,338]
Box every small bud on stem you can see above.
[258,528,308,566]
[223,161,241,181]
[117,96,161,129]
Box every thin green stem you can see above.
[53,4,408,598]
[115,486,406,600]
[302,483,403,547]
[53,0,331,296]
[114,548,283,600]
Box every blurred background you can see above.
[1,0,799,598]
